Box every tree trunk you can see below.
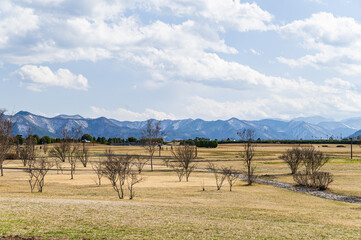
[70,167,74,180]
[247,165,252,185]
[150,155,153,171]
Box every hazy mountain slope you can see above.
[9,111,361,140]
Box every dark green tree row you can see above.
[181,139,218,148]
[13,134,140,145]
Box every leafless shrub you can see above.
[279,147,303,174]
[127,171,143,200]
[223,167,241,191]
[0,110,13,176]
[208,162,226,190]
[237,129,256,185]
[283,145,333,190]
[92,160,103,186]
[24,158,54,192]
[302,146,329,174]
[293,171,311,187]
[134,155,149,173]
[102,151,133,199]
[308,149,329,174]
[171,145,197,182]
[294,171,334,190]
[310,172,334,190]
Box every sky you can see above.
[2,0,361,121]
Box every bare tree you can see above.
[127,171,143,200]
[42,144,48,154]
[92,160,103,186]
[164,157,184,181]
[223,167,240,191]
[208,162,227,190]
[0,110,13,176]
[173,165,185,182]
[279,147,303,174]
[20,133,36,167]
[68,144,78,180]
[63,128,81,179]
[49,142,69,163]
[134,155,149,173]
[25,158,54,192]
[53,156,64,174]
[171,145,197,182]
[77,143,89,167]
[49,128,81,179]
[141,119,163,171]
[102,150,133,199]
[237,129,256,185]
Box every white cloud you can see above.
[132,0,274,31]
[250,49,262,55]
[306,0,325,4]
[197,1,273,31]
[278,12,361,76]
[0,1,39,48]
[91,106,176,121]
[0,0,272,65]
[0,0,278,97]
[21,0,64,5]
[324,78,354,89]
[15,65,89,91]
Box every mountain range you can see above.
[8,111,361,141]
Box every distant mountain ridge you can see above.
[8,111,361,141]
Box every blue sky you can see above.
[2,0,361,121]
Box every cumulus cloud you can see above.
[278,12,361,75]
[197,1,273,31]
[91,106,176,121]
[15,65,89,92]
[0,1,39,48]
[0,0,272,65]
[0,0,279,94]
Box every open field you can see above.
[1,143,361,239]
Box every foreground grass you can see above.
[1,170,361,239]
[1,143,361,239]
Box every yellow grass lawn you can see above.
[0,143,360,239]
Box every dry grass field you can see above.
[0,143,361,239]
